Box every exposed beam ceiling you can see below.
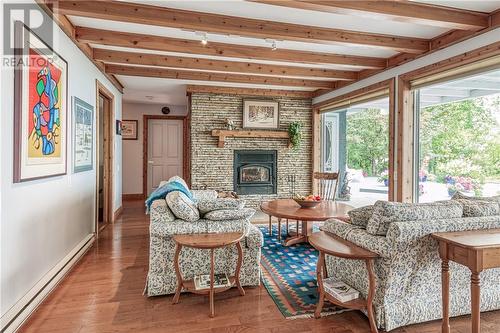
[54,0,429,53]
[252,1,489,31]
[93,48,358,80]
[76,27,387,69]
[105,64,336,88]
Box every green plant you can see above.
[288,121,302,149]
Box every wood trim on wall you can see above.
[142,115,191,198]
[311,78,396,201]
[397,41,500,202]
[95,80,116,230]
[113,206,123,221]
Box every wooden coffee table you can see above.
[260,199,352,246]
[432,228,500,333]
[309,231,379,333]
[172,232,245,318]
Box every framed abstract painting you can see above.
[73,97,94,173]
[242,99,279,129]
[13,22,68,182]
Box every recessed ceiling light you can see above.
[195,31,208,45]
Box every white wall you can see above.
[122,102,187,195]
[0,1,122,323]
[314,27,500,104]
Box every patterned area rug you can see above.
[259,225,348,319]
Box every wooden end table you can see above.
[172,232,245,318]
[260,199,351,246]
[309,231,379,333]
[432,228,500,333]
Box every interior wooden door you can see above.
[147,119,184,195]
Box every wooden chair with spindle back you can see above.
[314,172,340,202]
[278,172,340,242]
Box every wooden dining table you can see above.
[260,199,352,246]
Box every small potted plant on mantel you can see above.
[288,121,302,149]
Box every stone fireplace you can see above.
[234,150,277,195]
[190,92,312,208]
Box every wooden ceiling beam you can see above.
[186,85,314,98]
[252,1,488,31]
[54,0,428,53]
[93,48,358,80]
[76,27,386,69]
[105,64,337,89]
[36,1,123,93]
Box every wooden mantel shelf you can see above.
[211,129,291,148]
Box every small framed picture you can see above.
[242,100,279,129]
[121,120,138,140]
[72,97,94,173]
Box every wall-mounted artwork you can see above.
[13,22,68,182]
[121,120,138,140]
[73,97,93,173]
[243,100,279,129]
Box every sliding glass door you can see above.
[413,68,500,202]
[321,97,390,207]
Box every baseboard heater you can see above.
[0,234,95,333]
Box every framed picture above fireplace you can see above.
[242,100,279,129]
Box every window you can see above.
[321,97,390,206]
[413,69,500,202]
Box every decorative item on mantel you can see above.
[224,118,235,130]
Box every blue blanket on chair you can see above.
[145,180,193,214]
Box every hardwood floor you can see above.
[19,200,500,333]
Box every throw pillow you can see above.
[168,176,190,192]
[348,205,374,228]
[454,199,500,217]
[198,198,245,214]
[166,191,200,222]
[204,208,255,221]
[366,200,463,236]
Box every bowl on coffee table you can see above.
[293,198,322,208]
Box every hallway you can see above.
[19,200,500,333]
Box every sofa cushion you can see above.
[198,198,246,214]
[452,192,500,203]
[166,191,200,222]
[204,208,255,221]
[150,199,176,223]
[348,205,374,228]
[366,200,463,236]
[455,199,500,217]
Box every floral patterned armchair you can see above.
[144,182,263,297]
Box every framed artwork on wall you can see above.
[73,97,94,173]
[121,120,138,140]
[13,21,68,182]
[242,99,279,129]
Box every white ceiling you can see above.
[66,1,500,106]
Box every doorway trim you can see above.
[95,80,115,235]
[142,115,190,198]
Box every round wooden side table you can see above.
[309,231,379,333]
[172,232,245,318]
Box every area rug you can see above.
[259,225,349,319]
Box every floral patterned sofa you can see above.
[145,177,263,297]
[321,194,500,331]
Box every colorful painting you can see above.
[73,97,94,173]
[243,100,279,129]
[121,120,138,140]
[14,22,68,182]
